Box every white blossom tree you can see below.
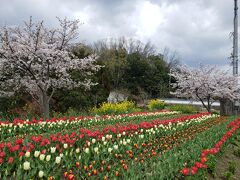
[0,17,101,119]
[170,65,240,113]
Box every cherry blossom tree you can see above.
[170,65,240,113]
[0,17,101,119]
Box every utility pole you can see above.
[233,0,239,115]
[221,0,239,116]
[233,0,238,75]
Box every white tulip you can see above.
[39,154,45,161]
[94,147,99,153]
[25,151,30,158]
[38,170,44,178]
[34,151,40,158]
[55,156,61,164]
[63,143,68,149]
[50,147,56,153]
[84,148,90,154]
[23,161,30,170]
[102,137,106,142]
[113,145,118,150]
[76,148,80,153]
[46,155,51,161]
[92,139,96,144]
[108,148,113,153]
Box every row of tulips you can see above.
[0,110,180,140]
[0,113,209,145]
[129,115,228,180]
[180,117,240,176]
[0,110,179,126]
[0,113,219,179]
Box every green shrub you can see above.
[169,104,197,113]
[206,155,217,174]
[212,110,220,115]
[91,100,140,115]
[147,99,165,111]
[233,148,240,157]
[228,161,236,174]
[223,171,233,180]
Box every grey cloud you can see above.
[0,0,236,69]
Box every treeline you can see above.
[0,37,179,117]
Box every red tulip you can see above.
[181,168,189,176]
[194,162,202,168]
[63,172,68,178]
[68,174,74,180]
[75,162,80,168]
[6,142,11,148]
[22,145,27,151]
[15,139,23,145]
[191,166,198,175]
[18,151,24,157]
[0,151,5,158]
[0,143,5,149]
[8,157,13,164]
[200,157,207,163]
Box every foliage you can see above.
[227,161,236,174]
[0,17,100,119]
[170,65,240,113]
[94,38,171,101]
[0,96,24,116]
[91,100,140,115]
[169,104,197,113]
[205,155,217,174]
[147,99,165,111]
[123,53,170,99]
[0,35,176,117]
[223,171,233,180]
[233,147,240,157]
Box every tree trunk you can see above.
[220,99,226,116]
[220,99,237,116]
[207,98,211,113]
[39,91,50,120]
[197,96,211,113]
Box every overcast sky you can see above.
[0,0,235,69]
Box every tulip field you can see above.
[0,110,240,179]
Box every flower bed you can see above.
[180,117,240,177]
[0,110,180,140]
[0,112,222,179]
